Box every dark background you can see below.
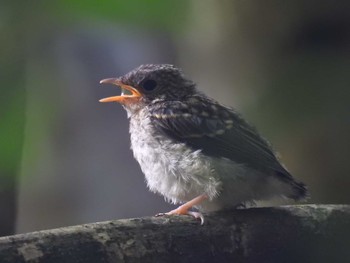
[0,0,349,235]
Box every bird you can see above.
[99,64,308,224]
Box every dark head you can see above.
[100,64,196,113]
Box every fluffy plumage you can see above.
[101,64,308,213]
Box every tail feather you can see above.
[289,180,309,200]
[276,170,309,201]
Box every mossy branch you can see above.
[0,205,349,263]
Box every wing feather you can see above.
[149,97,288,175]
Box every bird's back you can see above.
[148,95,308,201]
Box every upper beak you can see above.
[99,78,141,103]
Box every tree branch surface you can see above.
[0,204,349,263]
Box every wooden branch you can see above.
[0,205,349,263]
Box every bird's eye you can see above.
[141,79,157,91]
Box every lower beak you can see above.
[99,78,141,103]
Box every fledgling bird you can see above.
[100,64,308,224]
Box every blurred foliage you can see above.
[0,1,28,235]
[58,0,189,30]
[0,2,26,177]
[0,0,188,177]
[0,93,25,175]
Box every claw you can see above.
[155,213,166,217]
[187,211,205,225]
[154,194,208,224]
[155,210,205,225]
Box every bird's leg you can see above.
[156,194,208,224]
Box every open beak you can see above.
[99,78,141,103]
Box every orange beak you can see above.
[99,78,141,103]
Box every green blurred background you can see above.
[0,0,349,236]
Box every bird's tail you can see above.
[289,180,309,201]
[277,170,309,201]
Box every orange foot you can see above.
[156,194,208,225]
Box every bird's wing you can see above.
[149,97,288,175]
